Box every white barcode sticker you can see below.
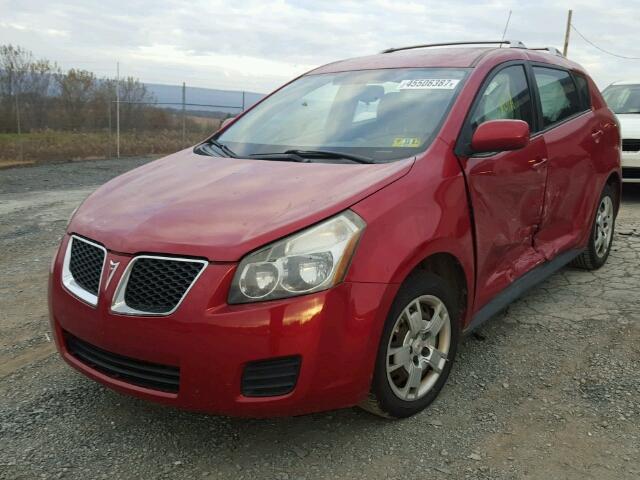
[399,79,460,90]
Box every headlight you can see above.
[228,210,365,304]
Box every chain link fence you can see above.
[1,86,248,166]
[0,45,261,166]
[110,98,245,159]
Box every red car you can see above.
[49,40,621,419]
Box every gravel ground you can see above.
[1,157,639,480]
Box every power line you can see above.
[571,24,640,60]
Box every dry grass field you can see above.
[0,123,221,164]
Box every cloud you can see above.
[1,0,639,91]
[0,21,68,38]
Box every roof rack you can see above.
[530,47,564,57]
[380,40,527,54]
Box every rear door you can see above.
[457,63,549,310]
[529,66,601,258]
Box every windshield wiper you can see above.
[248,152,311,163]
[211,139,238,157]
[196,139,237,158]
[209,146,376,164]
[283,149,376,164]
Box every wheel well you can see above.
[606,172,621,215]
[412,253,468,319]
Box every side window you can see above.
[573,72,591,111]
[470,65,533,130]
[533,67,581,128]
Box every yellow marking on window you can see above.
[392,137,421,147]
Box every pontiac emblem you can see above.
[106,259,120,288]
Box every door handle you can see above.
[531,157,547,168]
[592,129,604,142]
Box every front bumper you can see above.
[621,151,640,183]
[48,234,395,417]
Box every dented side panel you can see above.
[461,135,549,310]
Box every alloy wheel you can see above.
[386,295,451,401]
[594,196,614,258]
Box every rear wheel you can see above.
[570,184,615,270]
[360,272,460,419]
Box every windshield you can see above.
[602,84,640,114]
[216,68,469,162]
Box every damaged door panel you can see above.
[464,135,548,309]
[457,63,549,310]
[530,66,602,259]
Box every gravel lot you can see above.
[1,157,639,480]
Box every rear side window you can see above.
[573,73,591,110]
[533,67,581,128]
[470,65,534,130]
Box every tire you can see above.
[570,184,616,270]
[359,271,460,419]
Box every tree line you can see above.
[0,45,199,134]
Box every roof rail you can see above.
[530,47,564,57]
[380,40,527,54]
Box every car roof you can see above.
[609,80,640,86]
[309,45,585,75]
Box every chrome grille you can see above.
[112,256,207,315]
[62,236,106,306]
[69,238,105,295]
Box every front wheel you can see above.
[571,184,616,270]
[359,271,460,419]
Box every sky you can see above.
[1,0,639,94]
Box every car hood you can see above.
[617,114,640,139]
[70,149,414,261]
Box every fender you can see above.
[348,141,476,327]
[576,168,622,249]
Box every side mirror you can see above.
[471,119,530,154]
[221,116,235,129]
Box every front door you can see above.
[459,63,549,310]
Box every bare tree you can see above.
[118,76,155,130]
[0,43,196,141]
[0,45,56,132]
[0,45,32,132]
[24,58,56,130]
[54,69,97,130]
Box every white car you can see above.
[602,80,640,183]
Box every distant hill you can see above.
[145,83,265,117]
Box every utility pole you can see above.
[563,9,573,57]
[107,97,112,159]
[13,77,23,162]
[182,82,186,146]
[116,61,120,159]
